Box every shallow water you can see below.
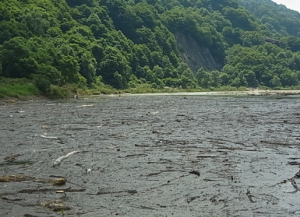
[1,95,300,216]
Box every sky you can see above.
[272,0,300,13]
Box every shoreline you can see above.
[2,89,300,103]
[102,89,300,97]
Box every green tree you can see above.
[98,46,131,89]
[1,37,38,78]
[195,67,210,88]
[79,52,96,86]
[270,75,281,88]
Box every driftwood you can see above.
[40,134,59,139]
[290,178,300,192]
[4,154,22,162]
[89,189,137,195]
[19,187,85,194]
[41,200,71,211]
[260,140,292,146]
[53,150,82,167]
[288,161,300,166]
[187,196,200,203]
[189,170,200,176]
[246,189,255,203]
[0,175,66,186]
[0,160,34,166]
[76,104,94,108]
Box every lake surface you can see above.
[1,94,300,216]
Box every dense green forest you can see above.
[1,0,300,95]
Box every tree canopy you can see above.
[1,0,300,91]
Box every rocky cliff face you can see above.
[175,32,222,72]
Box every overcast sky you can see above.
[271,0,300,12]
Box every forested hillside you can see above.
[1,0,300,93]
[238,0,300,37]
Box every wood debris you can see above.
[0,174,66,186]
[53,150,82,167]
[40,200,71,211]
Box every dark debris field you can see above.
[1,94,300,217]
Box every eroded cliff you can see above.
[176,32,222,72]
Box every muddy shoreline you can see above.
[121,89,300,96]
[1,94,300,216]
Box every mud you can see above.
[1,94,300,216]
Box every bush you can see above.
[0,78,40,98]
[48,86,71,99]
[35,78,51,94]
